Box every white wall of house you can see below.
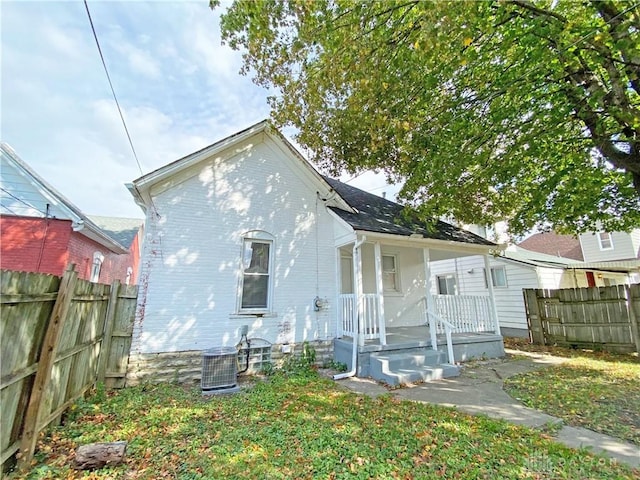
[536,267,576,289]
[429,255,539,334]
[579,231,639,262]
[134,139,338,353]
[631,230,640,258]
[356,244,429,327]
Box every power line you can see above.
[83,0,144,176]
[0,187,46,215]
[343,172,366,184]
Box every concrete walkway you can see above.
[337,349,639,469]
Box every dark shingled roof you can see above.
[323,177,495,247]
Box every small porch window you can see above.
[484,266,508,288]
[437,274,457,295]
[598,232,613,250]
[382,254,399,292]
[239,232,274,313]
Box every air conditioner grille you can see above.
[202,346,238,394]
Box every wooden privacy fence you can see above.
[0,265,137,472]
[523,284,640,353]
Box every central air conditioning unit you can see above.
[201,346,240,395]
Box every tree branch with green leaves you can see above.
[214,0,640,236]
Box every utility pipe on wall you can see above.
[334,235,366,380]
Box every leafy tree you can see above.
[215,0,640,235]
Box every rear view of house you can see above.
[0,143,142,284]
[127,121,505,386]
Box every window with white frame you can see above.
[239,232,274,312]
[484,266,508,288]
[125,267,133,285]
[90,252,104,283]
[436,274,457,295]
[382,254,400,292]
[598,232,613,250]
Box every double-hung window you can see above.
[437,274,457,295]
[239,234,273,312]
[382,254,400,292]
[484,266,507,288]
[598,232,613,250]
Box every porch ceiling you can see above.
[339,233,497,260]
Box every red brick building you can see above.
[0,143,142,284]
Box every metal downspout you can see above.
[334,235,366,380]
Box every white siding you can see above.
[357,244,428,327]
[0,151,71,219]
[579,231,637,262]
[134,140,337,353]
[537,267,568,289]
[630,230,640,259]
[430,256,538,332]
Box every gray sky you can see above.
[2,0,396,219]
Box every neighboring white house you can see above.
[522,230,640,286]
[431,230,640,338]
[126,121,504,385]
[579,230,640,263]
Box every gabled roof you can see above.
[88,216,143,248]
[128,121,495,249]
[324,177,495,247]
[128,120,353,214]
[517,232,583,261]
[0,143,129,254]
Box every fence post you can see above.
[97,280,121,384]
[524,289,545,345]
[18,264,78,469]
[625,284,640,354]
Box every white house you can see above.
[126,121,505,386]
[579,230,640,263]
[432,231,639,338]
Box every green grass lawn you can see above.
[9,369,638,480]
[503,341,640,446]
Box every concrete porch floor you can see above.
[336,325,504,359]
[334,325,505,380]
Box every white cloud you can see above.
[1,0,393,222]
[123,44,162,79]
[1,1,270,218]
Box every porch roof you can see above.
[324,177,495,248]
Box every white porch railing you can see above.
[338,293,381,339]
[431,295,495,334]
[426,309,455,364]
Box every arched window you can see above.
[90,252,104,283]
[238,231,274,313]
[125,267,133,285]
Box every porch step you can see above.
[369,351,460,386]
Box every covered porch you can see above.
[333,233,504,384]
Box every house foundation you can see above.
[125,340,334,386]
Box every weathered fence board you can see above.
[0,267,137,474]
[523,284,640,353]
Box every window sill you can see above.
[383,291,404,297]
[230,312,278,319]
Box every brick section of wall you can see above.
[126,340,334,386]
[68,231,139,283]
[0,216,71,276]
